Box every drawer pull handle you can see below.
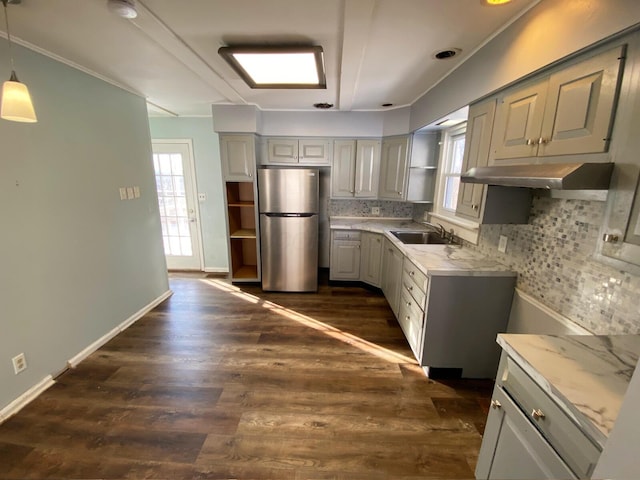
[531,408,545,420]
[491,399,502,409]
[406,301,412,307]
[406,285,413,292]
[409,271,415,276]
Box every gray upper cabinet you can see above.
[379,136,410,200]
[266,137,331,165]
[490,80,548,165]
[331,139,380,199]
[490,46,624,165]
[596,37,640,271]
[456,99,496,220]
[220,134,256,181]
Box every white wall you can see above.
[410,0,640,130]
[0,43,169,412]
[148,117,229,272]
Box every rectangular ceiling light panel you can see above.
[219,46,326,89]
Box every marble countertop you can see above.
[497,333,640,447]
[330,217,515,277]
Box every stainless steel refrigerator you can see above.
[258,168,319,292]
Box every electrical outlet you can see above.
[498,235,508,253]
[371,207,380,216]
[12,353,27,375]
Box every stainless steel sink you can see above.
[390,230,449,245]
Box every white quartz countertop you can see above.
[330,217,515,277]
[497,333,640,447]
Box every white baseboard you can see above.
[67,289,173,368]
[0,375,55,424]
[204,267,229,273]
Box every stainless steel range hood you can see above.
[461,163,614,190]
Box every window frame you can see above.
[434,123,467,218]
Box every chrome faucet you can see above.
[421,221,446,238]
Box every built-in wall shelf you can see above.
[229,228,257,238]
[224,180,260,282]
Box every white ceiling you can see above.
[2,0,538,117]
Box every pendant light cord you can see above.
[2,0,16,72]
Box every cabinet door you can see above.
[330,233,361,281]
[354,140,381,198]
[381,239,404,317]
[220,135,256,181]
[538,46,624,158]
[379,136,410,200]
[331,140,357,198]
[489,81,548,165]
[456,100,496,220]
[299,139,331,165]
[476,388,576,480]
[267,138,299,164]
[360,232,383,287]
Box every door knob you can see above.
[491,399,502,409]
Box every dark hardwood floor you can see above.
[0,273,492,479]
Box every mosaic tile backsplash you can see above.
[465,196,640,335]
[329,199,414,218]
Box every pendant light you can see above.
[1,0,36,123]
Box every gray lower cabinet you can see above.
[329,230,361,280]
[477,352,601,479]
[380,238,404,317]
[476,387,576,480]
[360,232,383,287]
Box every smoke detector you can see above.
[107,0,138,19]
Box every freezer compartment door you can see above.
[261,214,318,292]
[258,168,319,214]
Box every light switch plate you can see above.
[198,193,206,202]
[498,235,508,253]
[119,187,127,200]
[126,187,134,200]
[371,207,380,216]
[133,186,140,198]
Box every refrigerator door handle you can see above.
[265,213,315,218]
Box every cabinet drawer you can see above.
[402,258,428,307]
[332,230,361,241]
[499,355,601,478]
[398,289,424,360]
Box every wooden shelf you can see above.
[229,228,257,239]
[232,265,259,280]
[226,180,259,283]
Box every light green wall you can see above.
[148,117,228,272]
[0,44,169,411]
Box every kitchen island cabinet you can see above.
[477,334,640,479]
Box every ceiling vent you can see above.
[107,0,137,19]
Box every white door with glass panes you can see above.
[152,140,203,270]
